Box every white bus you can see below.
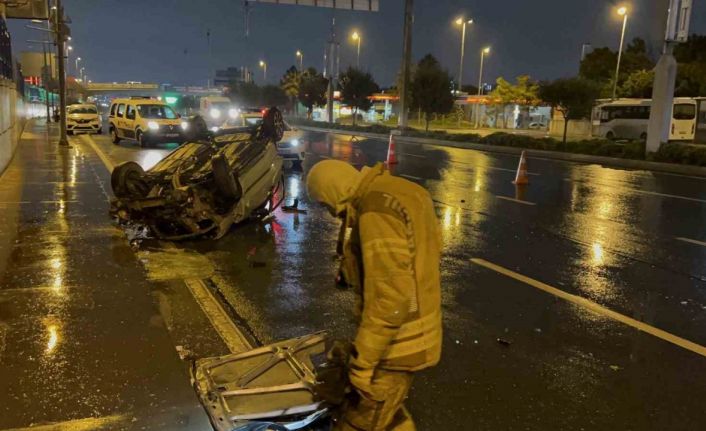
[592,98,698,141]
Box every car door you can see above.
[124,105,137,139]
[115,104,127,137]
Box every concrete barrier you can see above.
[0,78,43,176]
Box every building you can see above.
[214,67,252,88]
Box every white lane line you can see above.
[184,279,252,354]
[80,134,115,171]
[480,165,541,176]
[496,195,536,206]
[400,152,427,159]
[676,237,706,247]
[565,178,706,204]
[400,174,423,181]
[471,258,706,358]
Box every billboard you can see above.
[251,0,379,11]
[4,0,50,20]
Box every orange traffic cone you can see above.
[513,151,529,185]
[386,135,398,165]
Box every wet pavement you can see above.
[3,123,706,430]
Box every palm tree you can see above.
[280,66,301,115]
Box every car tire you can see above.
[212,154,241,202]
[97,128,103,135]
[110,127,120,144]
[137,130,148,148]
[111,161,149,199]
[606,131,615,140]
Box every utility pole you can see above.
[325,16,339,124]
[646,0,693,154]
[53,0,69,146]
[397,0,413,129]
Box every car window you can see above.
[117,104,126,118]
[673,104,696,120]
[109,104,117,116]
[68,106,98,114]
[137,104,178,119]
[126,105,136,120]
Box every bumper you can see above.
[145,130,184,143]
[67,122,101,133]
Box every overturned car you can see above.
[110,108,286,240]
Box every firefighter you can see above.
[307,160,442,431]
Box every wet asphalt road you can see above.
[30,128,706,429]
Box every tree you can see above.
[579,38,654,85]
[339,67,379,126]
[674,34,706,64]
[298,67,328,119]
[490,75,539,128]
[261,85,288,107]
[280,66,301,114]
[409,54,454,131]
[539,78,599,144]
[676,62,706,97]
[620,69,654,98]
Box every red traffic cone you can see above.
[513,151,529,185]
[386,135,398,165]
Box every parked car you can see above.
[528,122,547,130]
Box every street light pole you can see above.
[296,50,303,71]
[613,6,628,99]
[476,47,490,128]
[54,0,69,146]
[259,60,267,82]
[455,18,472,93]
[75,57,80,76]
[397,0,413,129]
[351,32,361,68]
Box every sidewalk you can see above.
[0,121,212,430]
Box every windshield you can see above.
[673,104,696,120]
[68,106,97,114]
[137,104,178,119]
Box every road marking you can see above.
[184,278,252,354]
[676,237,706,247]
[496,195,536,206]
[79,134,115,171]
[1,414,128,431]
[449,159,540,176]
[400,174,423,181]
[400,152,427,159]
[471,258,706,358]
[565,178,706,204]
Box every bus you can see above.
[592,98,698,142]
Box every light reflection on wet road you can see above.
[85,130,706,429]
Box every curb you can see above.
[298,125,706,178]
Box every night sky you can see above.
[8,0,706,88]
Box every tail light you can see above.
[261,108,268,116]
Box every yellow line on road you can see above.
[496,195,536,206]
[183,278,252,354]
[470,258,706,358]
[79,134,115,171]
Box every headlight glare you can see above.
[147,121,159,131]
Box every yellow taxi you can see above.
[108,97,186,147]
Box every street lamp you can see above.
[455,17,473,93]
[259,60,267,82]
[475,47,491,128]
[75,57,81,76]
[296,50,303,71]
[613,6,628,99]
[351,31,361,68]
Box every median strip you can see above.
[471,258,706,358]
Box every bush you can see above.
[654,144,706,166]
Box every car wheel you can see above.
[137,130,148,148]
[212,154,241,201]
[606,131,615,140]
[111,161,149,199]
[97,128,103,135]
[110,127,121,144]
